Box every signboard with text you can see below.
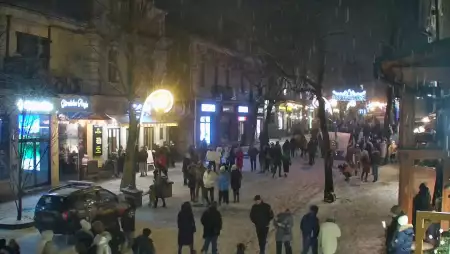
[93,126,103,156]
[58,97,90,112]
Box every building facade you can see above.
[0,0,171,196]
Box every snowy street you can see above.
[0,156,398,253]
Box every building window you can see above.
[108,49,119,82]
[159,128,164,140]
[143,127,154,149]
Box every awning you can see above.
[109,115,178,126]
[61,112,112,121]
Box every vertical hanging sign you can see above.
[93,126,103,156]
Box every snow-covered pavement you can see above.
[0,156,399,254]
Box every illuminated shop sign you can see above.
[60,98,89,111]
[222,105,234,112]
[332,89,366,101]
[201,104,216,112]
[257,108,264,114]
[17,99,54,113]
[238,116,247,121]
[93,126,103,156]
[238,106,249,113]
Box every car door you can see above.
[94,189,120,230]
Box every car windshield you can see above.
[37,195,67,211]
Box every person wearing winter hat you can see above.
[386,205,405,254]
[318,218,341,254]
[37,230,57,254]
[218,166,230,205]
[75,219,94,252]
[393,215,414,254]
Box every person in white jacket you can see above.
[203,168,218,205]
[318,218,341,254]
[206,148,219,171]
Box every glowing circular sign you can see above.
[146,89,174,113]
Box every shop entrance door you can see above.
[199,116,211,144]
[19,140,50,188]
[107,128,120,155]
[238,121,245,141]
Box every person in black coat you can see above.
[178,202,196,254]
[230,165,243,203]
[250,195,274,254]
[385,205,405,254]
[201,202,222,254]
[182,153,192,185]
[412,183,431,231]
[248,145,259,172]
[300,205,320,254]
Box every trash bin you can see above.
[121,187,144,207]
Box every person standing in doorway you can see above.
[201,202,222,254]
[250,195,274,254]
[300,205,320,254]
[248,145,259,172]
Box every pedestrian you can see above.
[177,202,196,254]
[307,139,317,165]
[250,195,274,254]
[282,139,290,156]
[299,134,307,158]
[152,169,166,208]
[248,145,259,172]
[218,166,230,205]
[236,243,246,254]
[318,218,341,254]
[412,183,431,231]
[282,151,291,177]
[8,239,19,254]
[236,147,244,171]
[290,137,297,157]
[264,145,272,173]
[138,146,148,177]
[132,228,155,254]
[120,200,136,249]
[230,164,242,203]
[273,209,293,254]
[203,166,218,205]
[371,147,380,182]
[300,205,320,254]
[386,205,405,254]
[0,239,13,254]
[75,219,94,252]
[360,148,371,182]
[393,215,414,254]
[182,153,192,185]
[187,162,197,202]
[227,145,236,168]
[273,142,283,174]
[206,147,218,172]
[201,202,222,254]
[92,221,113,254]
[37,230,57,254]
[195,161,206,204]
[117,146,125,176]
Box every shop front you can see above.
[2,98,58,189]
[197,103,216,145]
[237,106,249,142]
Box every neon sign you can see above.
[332,89,366,101]
[17,99,54,113]
[61,98,89,110]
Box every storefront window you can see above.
[17,114,51,187]
[107,128,120,155]
[200,116,211,144]
[144,127,154,149]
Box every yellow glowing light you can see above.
[147,89,174,113]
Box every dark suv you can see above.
[34,181,129,234]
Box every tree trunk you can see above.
[259,100,274,150]
[17,159,23,221]
[317,95,335,202]
[121,104,139,188]
[17,190,22,221]
[383,85,393,164]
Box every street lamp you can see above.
[141,89,174,122]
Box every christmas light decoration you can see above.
[332,89,366,101]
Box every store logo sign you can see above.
[61,98,89,110]
[93,126,103,156]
